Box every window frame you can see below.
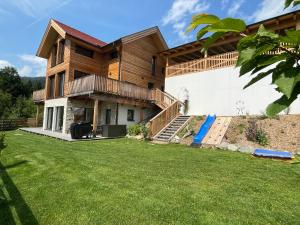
[75,45,94,58]
[127,109,135,122]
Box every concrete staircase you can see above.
[153,115,191,142]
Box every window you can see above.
[151,56,157,75]
[148,82,154,89]
[162,67,165,76]
[127,109,134,121]
[58,72,65,97]
[57,40,65,64]
[85,108,94,123]
[161,86,165,91]
[105,109,111,125]
[55,106,64,131]
[75,45,94,58]
[74,70,90,79]
[110,51,118,59]
[48,76,55,99]
[51,44,57,67]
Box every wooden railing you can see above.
[149,101,181,137]
[32,89,45,102]
[68,75,153,101]
[167,51,239,77]
[151,88,177,109]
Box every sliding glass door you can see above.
[46,107,53,130]
[55,106,64,131]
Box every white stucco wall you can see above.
[43,98,68,133]
[117,104,141,126]
[165,66,300,116]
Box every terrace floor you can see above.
[20,127,106,141]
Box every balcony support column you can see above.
[35,105,40,127]
[93,99,100,136]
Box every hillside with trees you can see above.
[0,67,44,119]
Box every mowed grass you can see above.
[0,130,299,225]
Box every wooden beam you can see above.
[296,15,300,30]
[35,105,40,127]
[93,99,99,135]
[89,94,152,108]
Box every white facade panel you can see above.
[165,66,300,116]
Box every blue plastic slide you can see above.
[253,149,293,159]
[192,115,216,145]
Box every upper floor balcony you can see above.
[33,75,172,104]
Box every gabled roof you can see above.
[53,20,107,47]
[101,26,168,52]
[37,19,168,58]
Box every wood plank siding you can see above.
[121,35,165,89]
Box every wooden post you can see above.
[165,57,169,77]
[93,99,99,135]
[35,105,40,127]
[204,51,208,69]
[296,15,300,30]
[140,109,144,122]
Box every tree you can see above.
[187,0,300,116]
[0,67,26,101]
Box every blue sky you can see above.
[0,0,298,77]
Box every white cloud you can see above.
[0,55,46,77]
[0,60,12,69]
[227,0,245,17]
[1,0,71,18]
[221,0,229,10]
[18,54,46,77]
[162,0,210,42]
[251,0,298,22]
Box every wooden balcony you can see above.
[32,89,45,103]
[166,51,239,77]
[68,75,153,101]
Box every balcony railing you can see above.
[167,51,239,77]
[68,75,153,101]
[32,89,45,102]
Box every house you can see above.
[33,19,182,138]
[33,10,300,141]
[162,10,300,116]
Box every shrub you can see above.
[256,130,268,146]
[246,120,258,142]
[246,120,268,146]
[141,125,149,139]
[0,133,6,154]
[128,124,142,136]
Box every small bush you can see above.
[0,133,6,154]
[128,124,142,136]
[237,124,246,134]
[141,125,149,139]
[256,130,268,146]
[246,120,268,146]
[246,120,258,142]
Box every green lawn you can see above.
[0,131,299,225]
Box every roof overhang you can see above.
[36,20,66,58]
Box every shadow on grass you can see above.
[0,161,39,225]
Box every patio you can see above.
[19,127,107,141]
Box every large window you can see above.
[51,45,57,67]
[75,45,94,58]
[127,109,134,122]
[57,40,65,64]
[58,72,65,97]
[85,108,94,123]
[74,70,90,79]
[48,76,55,99]
[151,56,157,76]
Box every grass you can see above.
[0,130,299,225]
